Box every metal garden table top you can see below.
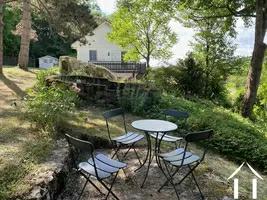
[132,119,177,133]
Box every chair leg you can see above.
[163,161,180,200]
[133,146,142,165]
[80,173,104,196]
[99,172,120,200]
[178,163,200,185]
[112,144,122,160]
[158,163,179,192]
[78,178,89,200]
[188,166,205,199]
[122,143,134,158]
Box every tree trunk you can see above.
[241,0,267,118]
[0,0,3,75]
[146,56,150,69]
[143,56,150,76]
[18,0,31,71]
[204,42,210,98]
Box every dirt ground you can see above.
[58,147,233,200]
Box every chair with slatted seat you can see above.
[157,129,213,200]
[65,134,127,200]
[103,108,144,164]
[149,109,189,147]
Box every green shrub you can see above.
[145,66,182,96]
[146,54,228,105]
[25,68,79,136]
[117,84,160,117]
[159,94,267,172]
[35,67,59,91]
[25,84,78,135]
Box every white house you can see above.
[71,21,124,62]
[38,55,58,69]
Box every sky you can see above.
[96,0,257,66]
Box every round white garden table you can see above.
[131,119,177,188]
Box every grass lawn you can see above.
[1,66,267,199]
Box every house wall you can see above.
[72,23,122,62]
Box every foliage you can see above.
[181,15,241,100]
[177,0,267,118]
[148,94,267,172]
[29,15,75,60]
[117,84,160,117]
[34,67,59,91]
[25,68,79,135]
[146,67,181,96]
[25,84,78,135]
[227,57,267,121]
[35,0,97,42]
[146,54,229,106]
[175,54,205,97]
[252,64,267,121]
[108,0,177,67]
[225,57,249,109]
[3,4,21,56]
[3,1,98,60]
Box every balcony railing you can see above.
[90,61,146,74]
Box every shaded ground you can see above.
[59,148,234,200]
[0,67,53,199]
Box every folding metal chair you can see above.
[103,108,144,164]
[65,134,126,200]
[149,109,189,146]
[157,129,213,200]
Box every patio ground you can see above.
[58,147,235,200]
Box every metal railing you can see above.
[90,61,146,74]
[3,56,37,67]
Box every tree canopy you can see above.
[13,0,98,70]
[107,0,178,68]
[176,0,267,118]
[3,4,20,56]
[188,17,237,98]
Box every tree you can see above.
[17,0,31,70]
[29,15,74,59]
[14,0,97,71]
[189,18,237,98]
[178,0,267,118]
[3,3,20,56]
[107,0,177,68]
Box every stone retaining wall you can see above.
[46,75,157,106]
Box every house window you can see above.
[44,59,48,63]
[121,51,127,62]
[108,52,110,56]
[89,50,97,61]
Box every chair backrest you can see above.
[183,129,213,163]
[185,129,212,142]
[103,108,125,119]
[103,108,127,140]
[65,134,96,170]
[164,109,189,130]
[164,109,189,119]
